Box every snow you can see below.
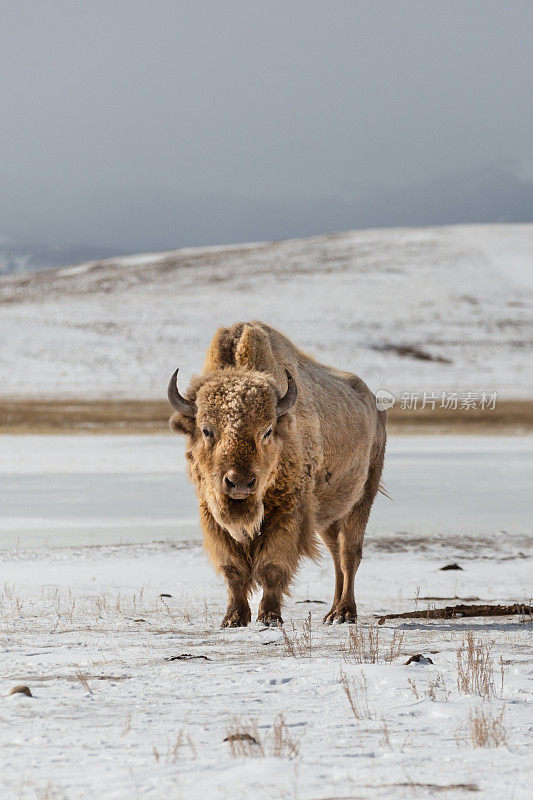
[0,432,531,798]
[1,541,531,799]
[1,223,532,399]
[477,225,533,290]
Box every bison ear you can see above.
[169,412,195,436]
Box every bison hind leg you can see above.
[323,601,357,625]
[322,441,385,625]
[320,520,347,624]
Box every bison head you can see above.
[168,368,297,542]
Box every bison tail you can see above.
[378,481,393,500]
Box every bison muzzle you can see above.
[168,322,386,628]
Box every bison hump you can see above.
[204,322,275,373]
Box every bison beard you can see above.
[169,321,386,627]
[208,493,264,545]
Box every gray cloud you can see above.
[1,1,532,254]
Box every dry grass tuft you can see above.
[345,623,403,664]
[36,782,58,800]
[281,612,313,657]
[456,631,497,699]
[339,668,374,720]
[272,714,302,758]
[407,677,419,699]
[170,729,197,761]
[408,672,450,702]
[427,673,451,702]
[0,583,23,618]
[458,704,507,748]
[152,729,197,763]
[224,719,265,758]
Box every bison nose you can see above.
[223,471,256,498]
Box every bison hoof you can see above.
[257,610,283,627]
[221,606,251,628]
[323,603,357,625]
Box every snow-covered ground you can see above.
[1,434,531,799]
[1,541,531,799]
[1,223,532,399]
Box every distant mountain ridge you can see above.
[0,238,128,275]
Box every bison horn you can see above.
[276,370,297,417]
[167,369,196,417]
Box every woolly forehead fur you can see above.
[193,368,278,430]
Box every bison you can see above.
[168,322,386,627]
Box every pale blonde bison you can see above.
[168,322,386,627]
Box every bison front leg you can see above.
[256,564,288,627]
[254,505,313,627]
[221,564,252,628]
[199,503,252,628]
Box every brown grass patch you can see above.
[1,398,532,434]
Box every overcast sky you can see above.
[1,1,532,253]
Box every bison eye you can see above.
[202,427,213,439]
[262,427,273,440]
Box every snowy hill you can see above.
[0,224,532,399]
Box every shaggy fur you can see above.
[169,322,386,627]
